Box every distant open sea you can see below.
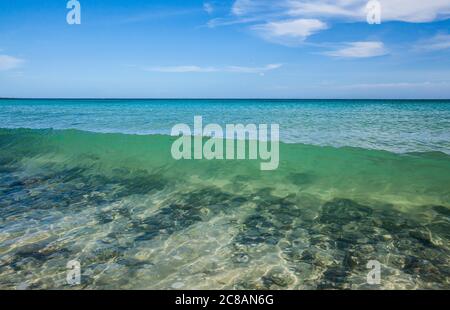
[0,99,449,289]
[1,99,449,153]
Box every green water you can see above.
[0,128,449,289]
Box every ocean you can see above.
[0,99,449,289]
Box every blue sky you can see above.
[0,0,450,98]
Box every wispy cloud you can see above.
[226,63,282,73]
[203,2,214,15]
[325,41,388,58]
[232,0,450,23]
[376,0,450,23]
[145,64,282,74]
[414,33,450,52]
[208,0,450,46]
[286,1,364,20]
[208,0,288,28]
[0,54,24,71]
[207,16,263,28]
[145,65,217,73]
[251,19,327,45]
[231,0,289,16]
[340,81,450,89]
[119,8,199,24]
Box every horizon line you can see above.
[1,98,450,101]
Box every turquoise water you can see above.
[1,99,449,153]
[0,99,449,289]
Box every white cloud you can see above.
[208,0,287,27]
[251,19,327,44]
[213,0,450,45]
[207,16,262,28]
[340,81,450,89]
[146,65,217,73]
[211,1,450,59]
[415,34,450,51]
[325,41,388,58]
[203,2,214,15]
[145,64,282,74]
[377,0,450,23]
[119,9,198,24]
[287,0,364,20]
[232,0,275,16]
[238,0,450,23]
[232,0,251,16]
[227,63,282,73]
[0,55,24,71]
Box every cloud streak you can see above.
[146,65,217,73]
[251,19,327,44]
[209,0,450,47]
[325,41,388,58]
[226,63,283,73]
[145,64,282,74]
[232,0,450,23]
[203,2,214,15]
[0,55,24,71]
[340,81,450,89]
[414,33,450,52]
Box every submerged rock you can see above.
[262,267,295,288]
[319,198,373,224]
[432,206,450,217]
[171,282,185,289]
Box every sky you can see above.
[0,0,450,99]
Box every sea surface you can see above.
[0,99,449,289]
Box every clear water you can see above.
[1,99,449,154]
[0,99,449,289]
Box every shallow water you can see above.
[0,127,449,289]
